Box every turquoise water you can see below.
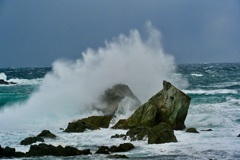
[0,63,240,159]
[0,67,51,108]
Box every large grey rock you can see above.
[116,81,191,130]
[96,84,141,116]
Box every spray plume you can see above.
[0,22,188,129]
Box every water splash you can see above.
[0,22,187,129]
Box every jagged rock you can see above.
[20,136,44,145]
[111,134,126,139]
[37,130,57,138]
[148,122,177,144]
[237,134,240,137]
[186,128,199,133]
[126,126,149,141]
[107,154,129,159]
[64,116,112,133]
[95,84,141,116]
[27,143,91,157]
[112,119,127,129]
[116,81,191,130]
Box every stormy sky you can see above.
[0,0,240,67]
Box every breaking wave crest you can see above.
[0,22,187,129]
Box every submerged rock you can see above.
[115,81,191,130]
[37,130,57,138]
[95,84,141,116]
[186,128,199,133]
[64,116,112,132]
[107,154,129,159]
[200,129,213,132]
[20,137,44,145]
[111,134,126,139]
[0,79,16,85]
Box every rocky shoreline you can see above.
[1,81,194,159]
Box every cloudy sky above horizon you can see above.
[0,0,240,67]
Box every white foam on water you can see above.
[191,73,203,77]
[183,89,238,95]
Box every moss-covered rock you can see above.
[64,116,112,132]
[64,121,99,133]
[126,126,149,141]
[111,119,127,129]
[117,81,191,130]
[148,122,177,144]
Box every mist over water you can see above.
[0,23,187,129]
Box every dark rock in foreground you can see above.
[20,137,44,145]
[64,116,112,132]
[0,145,25,158]
[0,79,16,85]
[237,134,240,137]
[114,81,191,130]
[95,143,135,154]
[27,143,91,157]
[107,154,129,159]
[37,130,57,138]
[186,128,199,133]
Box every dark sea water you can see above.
[0,63,240,159]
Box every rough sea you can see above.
[0,63,240,160]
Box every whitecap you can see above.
[183,89,238,95]
[191,73,203,77]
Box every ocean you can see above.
[0,63,240,159]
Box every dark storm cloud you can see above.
[0,0,239,67]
